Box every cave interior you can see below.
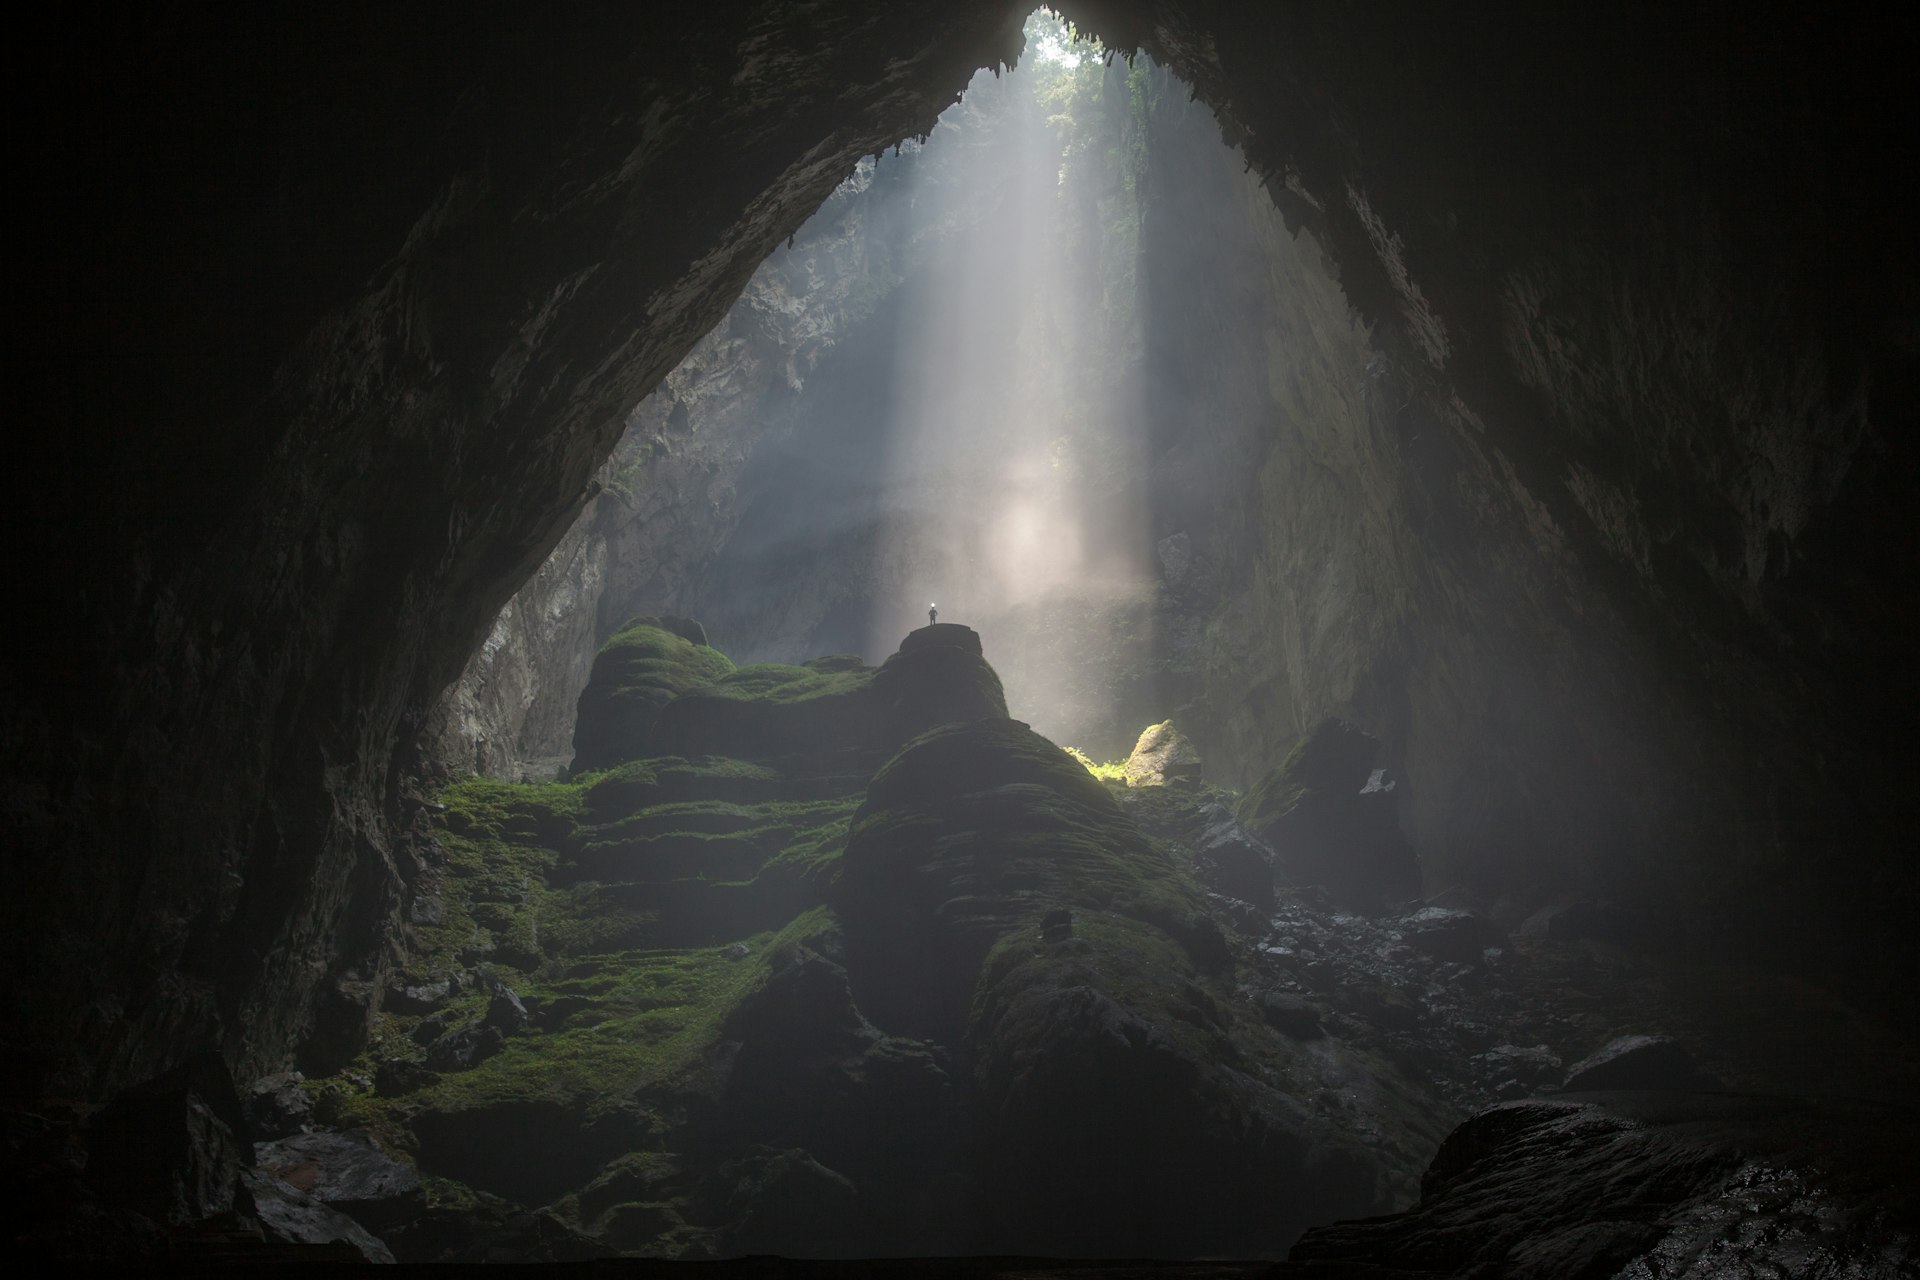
[6,1,1919,1272]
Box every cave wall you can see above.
[4,2,1030,1100]
[5,1,1915,1103]
[1089,2,1920,955]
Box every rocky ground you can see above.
[10,624,1917,1271]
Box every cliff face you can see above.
[5,1,1914,1106]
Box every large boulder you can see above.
[870,625,1007,744]
[85,1053,251,1226]
[1238,719,1420,913]
[835,717,1387,1256]
[1122,720,1202,787]
[239,1167,396,1262]
[253,1128,425,1230]
[836,717,1200,1039]
[1284,1095,1920,1276]
[570,618,734,772]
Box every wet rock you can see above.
[424,1022,505,1072]
[254,1128,423,1230]
[1122,720,1202,788]
[1193,809,1275,909]
[1258,991,1325,1039]
[484,986,530,1035]
[1285,1095,1920,1276]
[242,1071,313,1140]
[86,1053,250,1225]
[238,1167,395,1262]
[1560,1034,1719,1092]
[385,978,451,1015]
[302,976,380,1076]
[1400,906,1508,966]
[408,893,445,926]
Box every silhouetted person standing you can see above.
[928,603,938,626]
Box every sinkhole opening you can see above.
[458,8,1364,775]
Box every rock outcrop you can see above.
[1238,719,1420,912]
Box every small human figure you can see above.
[928,603,938,626]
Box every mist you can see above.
[690,12,1166,758]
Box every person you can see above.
[928,603,938,626]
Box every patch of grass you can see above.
[1063,744,1128,783]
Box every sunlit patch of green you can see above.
[848,719,1204,933]
[1062,743,1128,782]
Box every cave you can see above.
[6,2,1918,1272]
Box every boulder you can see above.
[1121,720,1202,787]
[836,717,1200,1039]
[424,1022,505,1072]
[253,1128,424,1230]
[242,1071,313,1140]
[385,978,451,1015]
[1285,1095,1920,1276]
[1560,1035,1720,1093]
[484,986,530,1035]
[1193,808,1275,909]
[832,716,1392,1254]
[1237,719,1419,913]
[571,618,735,772]
[239,1167,395,1263]
[86,1053,250,1225]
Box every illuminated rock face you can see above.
[5,1,1914,1110]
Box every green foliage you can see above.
[1062,743,1128,782]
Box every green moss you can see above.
[705,662,872,705]
[1063,744,1128,782]
[573,621,736,772]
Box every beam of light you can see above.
[865,9,1155,756]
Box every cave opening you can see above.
[445,9,1353,776]
[8,2,1919,1271]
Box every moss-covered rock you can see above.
[570,618,735,773]
[870,624,1008,743]
[1238,718,1420,912]
[835,716,1387,1255]
[650,661,879,765]
[836,717,1208,1040]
